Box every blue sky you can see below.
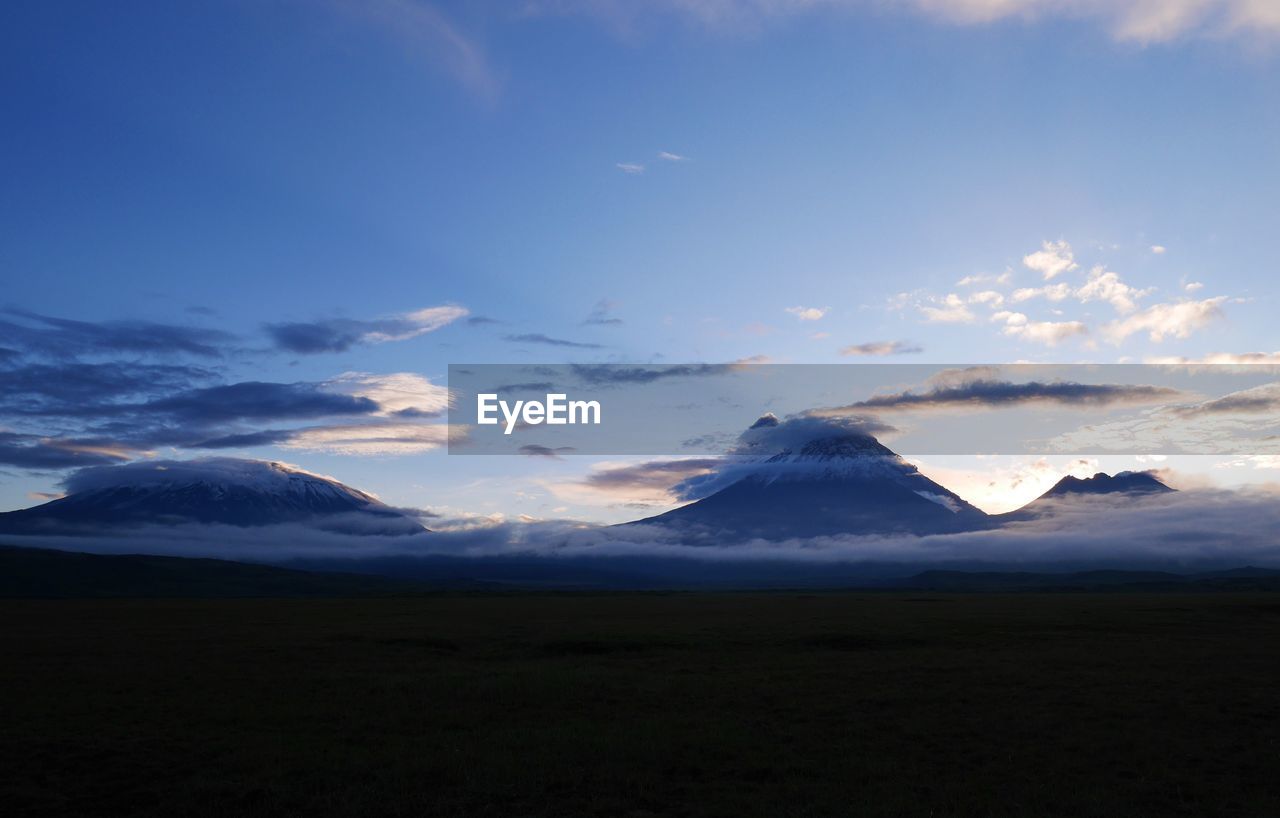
[2,0,1279,520]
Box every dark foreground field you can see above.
[3,593,1279,817]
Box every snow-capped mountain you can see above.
[0,458,426,536]
[630,431,991,539]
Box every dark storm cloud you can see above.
[0,309,234,358]
[144,382,378,423]
[0,432,137,469]
[504,333,604,349]
[833,380,1181,413]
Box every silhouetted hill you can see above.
[899,566,1280,593]
[0,545,442,598]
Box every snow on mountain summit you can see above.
[0,458,426,535]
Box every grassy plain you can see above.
[3,592,1279,817]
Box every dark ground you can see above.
[3,593,1279,817]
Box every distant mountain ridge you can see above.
[997,470,1173,523]
[1038,471,1173,499]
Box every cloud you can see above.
[1075,266,1152,314]
[1151,245,1168,254]
[967,290,1005,308]
[1147,351,1280,365]
[564,457,725,507]
[329,0,498,98]
[1103,296,1228,343]
[839,340,923,356]
[919,294,976,324]
[184,430,300,450]
[265,305,468,354]
[658,151,688,161]
[991,311,1088,345]
[1173,382,1280,416]
[909,456,1103,514]
[957,271,1012,287]
[534,1,1280,44]
[569,361,755,385]
[1010,283,1073,303]
[1022,239,1078,280]
[785,305,829,321]
[504,333,604,349]
[0,432,140,469]
[616,162,645,174]
[0,361,216,417]
[1184,281,1204,293]
[322,372,449,417]
[280,421,450,455]
[0,309,233,359]
[582,299,624,326]
[519,444,577,458]
[145,382,378,423]
[830,378,1181,413]
[1007,266,1150,315]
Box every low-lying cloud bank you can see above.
[7,487,1280,576]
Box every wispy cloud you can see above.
[1103,296,1228,343]
[829,378,1181,414]
[0,432,141,470]
[532,1,1280,44]
[0,309,233,359]
[839,340,923,356]
[784,305,829,321]
[322,372,449,417]
[504,333,604,349]
[329,0,499,98]
[279,421,449,455]
[957,271,1011,287]
[582,299,624,326]
[265,305,467,354]
[1147,351,1280,365]
[616,162,645,174]
[657,151,688,161]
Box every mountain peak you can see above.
[630,427,988,539]
[0,457,426,536]
[1041,470,1173,499]
[770,434,898,462]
